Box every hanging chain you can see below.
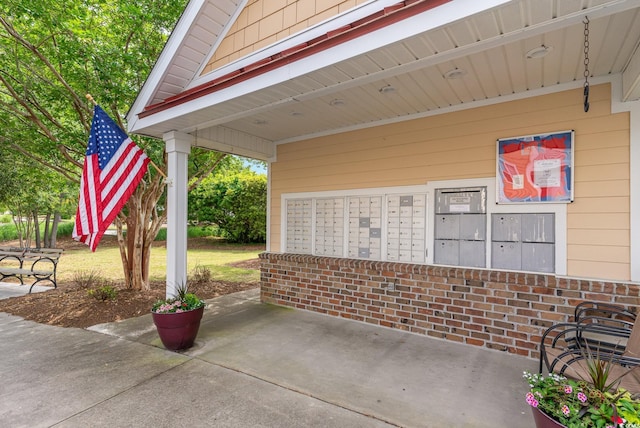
[583,17,590,112]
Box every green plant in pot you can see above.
[151,284,205,351]
[524,345,640,428]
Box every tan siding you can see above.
[574,163,629,181]
[572,179,629,198]
[568,229,630,246]
[568,244,630,263]
[568,197,628,213]
[568,260,629,280]
[568,213,629,230]
[203,0,368,74]
[270,84,631,281]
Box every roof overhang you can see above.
[127,0,640,160]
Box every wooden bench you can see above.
[0,247,63,293]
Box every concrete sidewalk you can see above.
[0,282,51,298]
[0,289,537,427]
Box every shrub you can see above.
[154,225,220,241]
[188,171,266,243]
[189,264,212,286]
[0,224,16,241]
[87,285,118,301]
[72,269,105,289]
[56,221,74,237]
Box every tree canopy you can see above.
[0,0,188,180]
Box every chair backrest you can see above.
[623,316,640,358]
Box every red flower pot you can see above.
[152,306,204,350]
[531,407,566,428]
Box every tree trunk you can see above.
[50,212,60,248]
[43,213,51,248]
[115,173,166,290]
[32,211,41,248]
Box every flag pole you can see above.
[85,94,167,179]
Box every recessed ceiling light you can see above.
[379,84,397,94]
[329,99,346,107]
[444,68,467,79]
[526,45,553,59]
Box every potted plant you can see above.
[151,284,205,351]
[524,343,640,428]
[524,371,640,427]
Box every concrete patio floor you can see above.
[0,287,536,427]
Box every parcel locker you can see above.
[460,214,486,240]
[521,243,554,272]
[435,240,459,265]
[492,242,522,270]
[435,215,460,239]
[434,187,487,267]
[492,214,521,242]
[521,214,554,243]
[490,213,555,273]
[460,241,485,267]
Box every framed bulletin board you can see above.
[497,130,574,204]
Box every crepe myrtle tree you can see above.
[0,0,226,290]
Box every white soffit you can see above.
[130,0,512,133]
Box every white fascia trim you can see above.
[266,161,272,252]
[611,76,640,280]
[187,0,510,90]
[628,102,640,281]
[127,0,210,131]
[129,0,510,134]
[189,0,397,89]
[192,0,250,82]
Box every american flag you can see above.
[73,105,150,251]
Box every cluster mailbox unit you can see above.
[491,213,555,273]
[434,187,487,268]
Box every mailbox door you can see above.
[491,242,522,270]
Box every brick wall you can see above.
[259,252,640,359]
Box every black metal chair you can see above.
[539,302,636,374]
[539,303,640,395]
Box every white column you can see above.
[164,131,192,298]
[630,105,640,281]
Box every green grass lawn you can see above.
[57,239,264,285]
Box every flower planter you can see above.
[152,306,204,350]
[531,407,566,428]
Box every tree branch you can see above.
[9,143,80,183]
[188,153,227,192]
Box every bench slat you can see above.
[0,247,63,293]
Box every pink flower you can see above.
[561,405,570,416]
[526,392,539,407]
[564,385,572,394]
[577,392,587,403]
